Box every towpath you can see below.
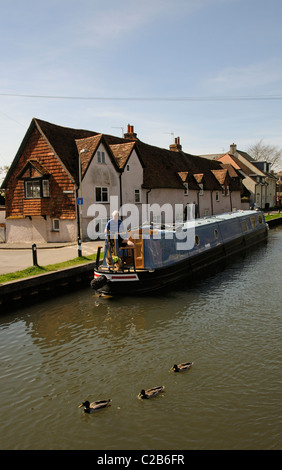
[0,241,102,275]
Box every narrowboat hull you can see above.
[90,211,268,296]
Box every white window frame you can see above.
[97,151,106,164]
[52,219,60,231]
[25,180,41,198]
[134,189,141,203]
[222,185,230,196]
[95,186,109,202]
[42,180,50,197]
[25,179,49,198]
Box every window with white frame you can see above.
[25,179,50,198]
[184,183,189,195]
[134,189,141,203]
[42,180,50,197]
[222,185,230,196]
[95,186,109,202]
[25,180,41,198]
[97,151,106,164]
[199,184,204,195]
[52,219,60,231]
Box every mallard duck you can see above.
[138,386,165,399]
[78,399,112,413]
[171,362,193,372]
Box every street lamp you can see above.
[77,148,89,257]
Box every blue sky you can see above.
[1,0,282,167]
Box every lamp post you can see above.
[77,148,89,257]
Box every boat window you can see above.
[242,221,247,232]
[195,235,200,246]
[250,216,256,228]
[214,229,218,239]
[258,215,263,224]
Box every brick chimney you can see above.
[124,124,138,140]
[170,136,182,152]
[230,143,237,155]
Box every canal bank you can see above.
[0,216,281,312]
[0,260,98,311]
[0,241,103,311]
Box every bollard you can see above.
[32,243,38,266]
[77,237,82,257]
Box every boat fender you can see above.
[90,275,107,290]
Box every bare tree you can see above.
[247,140,282,172]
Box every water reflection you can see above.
[0,227,281,450]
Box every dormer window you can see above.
[97,151,106,163]
[25,179,50,198]
[17,160,50,199]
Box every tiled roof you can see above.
[109,141,136,168]
[17,159,50,179]
[211,169,228,185]
[33,119,245,191]
[75,134,103,176]
[218,153,259,181]
[34,118,98,183]
[1,118,244,193]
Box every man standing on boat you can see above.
[105,210,134,248]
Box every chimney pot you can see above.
[230,143,237,155]
[170,136,182,152]
[124,123,138,141]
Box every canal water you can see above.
[0,227,281,450]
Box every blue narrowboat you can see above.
[90,210,268,296]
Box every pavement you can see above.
[0,241,104,275]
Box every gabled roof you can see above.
[17,159,50,179]
[217,153,263,183]
[2,118,244,193]
[109,141,136,169]
[1,118,98,188]
[177,171,201,191]
[219,149,276,181]
[211,169,228,185]
[132,141,229,190]
[34,118,98,184]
